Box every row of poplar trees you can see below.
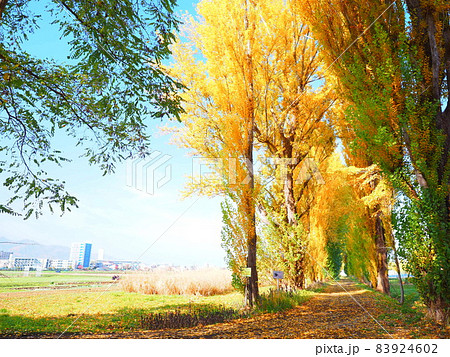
[167,0,449,324]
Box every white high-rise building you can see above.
[70,242,92,269]
[97,248,104,261]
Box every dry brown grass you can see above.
[119,268,233,296]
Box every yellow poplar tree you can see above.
[249,0,335,289]
[168,0,260,305]
[168,0,336,295]
[298,0,450,322]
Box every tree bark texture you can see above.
[244,0,258,307]
[375,212,390,295]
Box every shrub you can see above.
[256,289,313,313]
[140,304,246,330]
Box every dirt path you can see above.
[64,279,448,339]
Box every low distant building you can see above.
[0,260,10,269]
[49,259,73,270]
[12,257,49,270]
[0,251,13,269]
[150,264,172,271]
[94,259,141,271]
[0,251,12,260]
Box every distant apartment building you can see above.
[49,259,73,270]
[0,251,13,269]
[69,242,92,269]
[12,257,49,270]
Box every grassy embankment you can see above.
[353,277,442,336]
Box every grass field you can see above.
[0,269,320,336]
[0,272,427,337]
[0,271,112,292]
[0,270,248,336]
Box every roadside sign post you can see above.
[242,267,252,306]
[273,270,284,291]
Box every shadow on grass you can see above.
[0,305,187,338]
[0,301,241,337]
[0,285,323,338]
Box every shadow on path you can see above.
[74,279,448,339]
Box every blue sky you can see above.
[0,0,229,267]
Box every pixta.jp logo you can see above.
[191,157,325,186]
[126,151,172,195]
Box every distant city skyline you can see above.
[0,239,215,271]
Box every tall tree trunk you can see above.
[244,178,258,306]
[392,240,404,304]
[284,165,298,226]
[284,163,306,289]
[375,212,390,294]
[405,0,450,325]
[367,175,390,295]
[244,0,258,307]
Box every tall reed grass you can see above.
[119,268,233,296]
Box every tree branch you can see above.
[0,0,8,19]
